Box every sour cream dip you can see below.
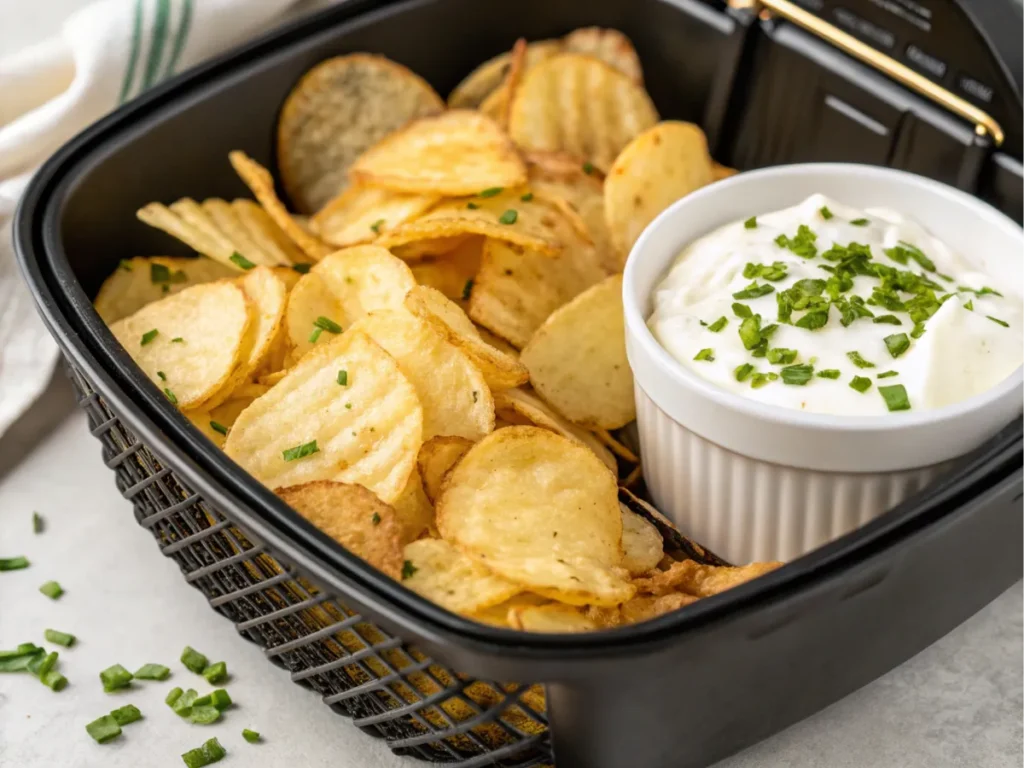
[648,194,1022,416]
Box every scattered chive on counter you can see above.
[100,664,133,692]
[182,737,227,768]
[242,728,261,743]
[202,661,228,685]
[33,512,44,534]
[111,704,143,726]
[45,629,76,647]
[39,581,64,599]
[0,556,30,571]
[134,663,171,680]
[181,646,209,674]
[85,714,122,744]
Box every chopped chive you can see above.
[369,219,385,234]
[33,512,44,534]
[0,652,42,672]
[732,302,752,318]
[963,299,974,311]
[846,351,875,369]
[850,218,869,226]
[40,669,67,691]
[140,329,159,346]
[0,556,30,571]
[344,402,353,410]
[202,661,228,685]
[401,560,418,580]
[157,371,167,382]
[498,209,518,225]
[308,327,323,344]
[521,192,534,202]
[743,216,757,229]
[884,333,910,358]
[849,376,872,393]
[819,206,833,220]
[85,714,122,744]
[282,440,319,462]
[39,581,63,600]
[171,337,184,343]
[189,704,222,725]
[987,315,1009,327]
[462,279,474,300]
[872,314,902,325]
[173,689,199,716]
[100,664,133,692]
[693,348,715,362]
[750,372,778,389]
[466,202,479,209]
[242,729,261,743]
[707,316,728,333]
[337,369,348,386]
[738,315,762,350]
[732,281,775,300]
[582,162,596,175]
[816,369,841,379]
[781,364,814,386]
[794,310,828,330]
[371,512,382,525]
[45,629,75,648]
[877,370,899,379]
[314,316,343,334]
[111,704,143,726]
[698,320,707,327]
[766,348,798,365]
[150,263,169,282]
[210,689,232,710]
[209,421,229,436]
[734,363,754,382]
[229,252,255,270]
[180,646,209,674]
[879,384,911,412]
[181,737,227,768]
[479,187,503,197]
[911,321,927,339]
[164,388,178,405]
[292,263,311,274]
[37,651,58,679]
[134,663,170,680]
[166,687,184,706]
[119,260,133,272]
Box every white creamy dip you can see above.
[648,194,1023,415]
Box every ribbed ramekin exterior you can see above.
[635,386,950,564]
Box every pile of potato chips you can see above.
[97,28,778,633]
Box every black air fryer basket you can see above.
[13,1,1024,766]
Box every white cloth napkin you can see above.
[0,0,331,438]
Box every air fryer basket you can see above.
[15,0,1023,766]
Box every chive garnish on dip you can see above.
[707,316,728,333]
[879,384,911,411]
[987,315,1009,327]
[846,351,875,368]
[877,371,898,379]
[781,364,813,386]
[849,376,872,393]
[744,216,757,229]
[732,302,752,318]
[766,348,797,365]
[732,281,775,300]
[734,363,754,382]
[816,369,841,379]
[693,348,715,362]
[884,333,910,358]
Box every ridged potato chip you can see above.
[632,559,782,597]
[94,256,235,324]
[713,162,738,182]
[404,285,528,390]
[596,428,639,463]
[185,392,265,448]
[402,538,521,614]
[447,40,563,109]
[491,387,615,472]
[521,274,634,429]
[478,38,528,130]
[529,169,617,272]
[277,481,404,578]
[562,27,643,84]
[310,185,439,248]
[509,602,597,633]
[587,592,698,628]
[277,54,444,213]
[468,594,548,627]
[604,122,713,256]
[351,110,526,196]
[508,53,658,173]
[285,246,417,361]
[409,237,483,302]
[620,509,664,575]
[137,198,307,269]
[110,282,251,410]
[417,435,473,503]
[224,330,423,504]
[229,151,332,261]
[436,426,633,606]
[349,309,494,441]
[391,470,435,543]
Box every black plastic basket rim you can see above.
[13,0,1024,674]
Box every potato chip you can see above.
[391,470,435,543]
[524,149,605,182]
[510,602,597,633]
[562,27,643,84]
[436,426,633,606]
[285,246,417,361]
[417,436,473,503]
[447,40,563,109]
[137,198,307,269]
[229,151,332,261]
[257,369,289,387]
[110,282,251,410]
[491,387,616,472]
[404,285,528,390]
[390,235,473,262]
[402,539,521,614]
[409,237,483,302]
[632,559,782,597]
[349,309,494,441]
[94,256,235,324]
[508,53,658,173]
[468,594,547,627]
[376,187,563,257]
[277,481,404,578]
[478,38,528,130]
[713,162,738,182]
[588,592,698,628]
[310,185,440,248]
[277,54,444,213]
[521,274,634,429]
[185,393,262,448]
[350,110,526,196]
[230,381,271,401]
[225,330,422,504]
[604,121,713,257]
[620,509,664,575]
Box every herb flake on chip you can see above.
[401,560,418,580]
[229,252,256,270]
[337,369,348,386]
[209,421,229,436]
[140,329,159,346]
[370,219,385,234]
[462,279,474,300]
[314,316,343,334]
[479,187,503,198]
[498,209,518,225]
[282,441,319,462]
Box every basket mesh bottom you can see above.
[66,363,551,767]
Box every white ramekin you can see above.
[623,164,1024,564]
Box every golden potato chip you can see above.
[713,162,738,182]
[376,188,562,257]
[257,369,288,387]
[349,310,494,441]
[225,331,422,504]
[620,509,664,575]
[402,538,521,614]
[409,237,483,301]
[94,256,236,324]
[604,121,713,257]
[524,149,605,182]
[310,185,440,248]
[277,481,404,578]
[230,381,270,401]
[350,110,526,196]
[417,436,473,504]
[562,27,643,83]
[632,560,782,597]
[436,426,633,606]
[285,246,417,361]
[392,470,435,543]
[491,387,616,472]
[404,285,528,390]
[185,393,262,448]
[596,428,639,463]
[478,38,528,130]
[447,40,563,109]
[508,53,658,173]
[468,594,547,627]
[229,151,332,261]
[390,234,472,262]
[110,282,251,410]
[277,54,444,213]
[521,274,634,429]
[623,463,643,489]
[137,198,307,269]
[510,602,598,633]
[588,592,698,628]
